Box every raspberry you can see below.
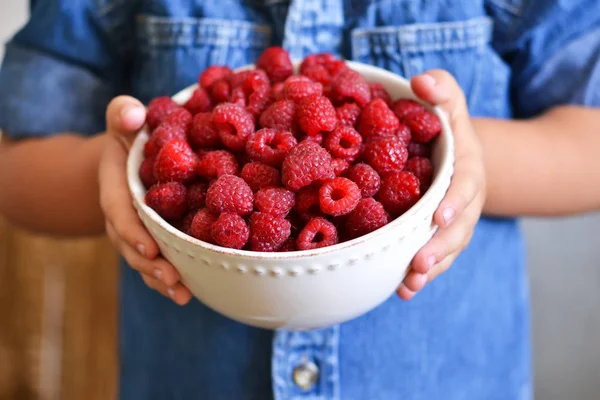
[405,156,433,192]
[212,103,255,151]
[199,65,233,90]
[279,237,296,252]
[206,175,254,216]
[392,99,425,121]
[211,213,249,249]
[345,198,389,239]
[282,141,334,191]
[272,82,285,101]
[248,212,292,252]
[331,69,371,107]
[144,123,186,157]
[346,163,381,198]
[294,186,323,221]
[163,107,193,134]
[407,142,432,158]
[186,181,208,210]
[255,187,295,217]
[301,133,324,145]
[297,217,338,250]
[331,158,350,176]
[247,89,274,120]
[146,97,179,130]
[154,140,198,183]
[335,103,362,127]
[145,182,187,221]
[177,210,196,236]
[377,171,421,216]
[324,125,363,162]
[357,98,400,140]
[404,111,442,143]
[297,95,337,136]
[230,70,270,95]
[363,136,408,175]
[197,150,239,178]
[259,100,297,132]
[139,156,157,188]
[190,112,220,148]
[396,123,412,146]
[369,82,393,106]
[246,128,297,167]
[190,208,218,243]
[210,79,231,103]
[318,177,361,216]
[287,211,305,237]
[300,53,347,86]
[283,76,323,103]
[256,46,293,83]
[240,162,281,192]
[184,87,212,115]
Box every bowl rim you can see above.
[127,60,455,260]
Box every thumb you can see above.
[410,69,469,125]
[106,96,146,146]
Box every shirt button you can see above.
[292,360,319,391]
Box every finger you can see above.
[426,252,456,283]
[396,284,417,301]
[410,69,468,124]
[99,138,159,259]
[106,222,180,287]
[141,274,193,306]
[105,96,146,148]
[400,270,428,292]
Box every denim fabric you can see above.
[2,0,600,399]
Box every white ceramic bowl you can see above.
[127,61,454,331]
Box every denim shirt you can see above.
[1,1,600,399]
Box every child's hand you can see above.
[98,96,193,305]
[397,70,486,300]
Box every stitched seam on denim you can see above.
[487,0,524,16]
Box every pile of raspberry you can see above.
[140,46,440,252]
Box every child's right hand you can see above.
[98,96,193,305]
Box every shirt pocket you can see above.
[132,15,272,104]
[350,16,511,117]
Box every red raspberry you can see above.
[186,181,208,210]
[199,65,233,90]
[407,142,432,158]
[346,163,381,198]
[145,182,187,221]
[246,128,297,167]
[272,82,285,101]
[405,156,433,192]
[163,107,193,134]
[345,198,389,239]
[318,177,361,216]
[301,133,324,145]
[177,210,196,236]
[296,95,337,136]
[190,112,220,148]
[259,100,297,132]
[146,97,179,131]
[248,212,292,252]
[363,136,408,175]
[297,217,338,250]
[247,89,274,120]
[283,76,323,103]
[139,156,157,188]
[212,103,255,152]
[287,211,305,237]
[240,162,281,192]
[197,150,239,178]
[282,141,334,191]
[255,187,295,217]
[396,123,412,146]
[335,103,361,127]
[369,83,392,106]
[331,158,350,176]
[154,139,198,183]
[211,213,249,249]
[279,237,296,252]
[184,87,212,115]
[404,111,442,143]
[210,79,231,103]
[230,70,270,95]
[300,53,347,86]
[144,123,187,157]
[331,69,371,107]
[357,98,400,140]
[377,171,421,216]
[392,99,425,121]
[324,125,363,162]
[190,208,218,243]
[256,46,293,83]
[206,175,254,216]
[294,186,323,221]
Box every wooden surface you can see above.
[0,217,119,400]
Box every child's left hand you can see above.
[397,70,486,300]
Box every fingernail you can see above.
[136,243,146,257]
[121,105,146,126]
[153,269,162,280]
[443,207,455,225]
[421,73,437,87]
[167,288,175,299]
[427,255,436,270]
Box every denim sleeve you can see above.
[493,0,600,118]
[0,0,124,139]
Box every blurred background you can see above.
[1,2,599,400]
